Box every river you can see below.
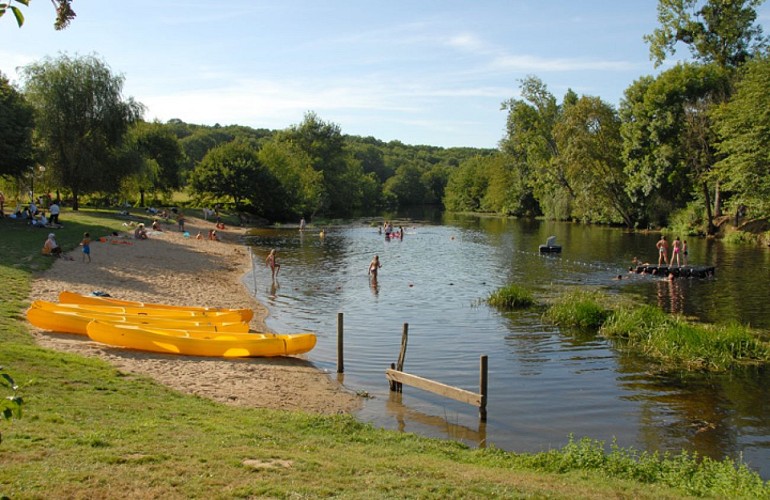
[244,213,770,479]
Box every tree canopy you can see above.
[0,71,34,179]
[20,53,144,209]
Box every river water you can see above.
[244,213,770,478]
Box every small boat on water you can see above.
[26,306,249,336]
[539,235,562,253]
[58,290,254,322]
[86,320,317,358]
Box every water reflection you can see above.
[655,276,687,314]
[386,391,487,448]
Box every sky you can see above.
[2,1,768,149]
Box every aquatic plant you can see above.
[542,290,610,329]
[487,284,534,310]
[601,307,770,371]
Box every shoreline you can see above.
[28,215,361,415]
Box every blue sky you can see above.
[2,1,768,148]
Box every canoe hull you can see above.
[33,300,243,321]
[86,321,316,358]
[59,290,253,322]
[26,306,249,336]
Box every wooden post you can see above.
[479,355,488,421]
[397,324,408,392]
[337,312,344,373]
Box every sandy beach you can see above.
[28,214,361,414]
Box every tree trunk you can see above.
[713,180,721,217]
[702,181,716,235]
[140,189,146,207]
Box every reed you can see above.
[542,290,610,329]
[601,307,770,371]
[487,284,535,310]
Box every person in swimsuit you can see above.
[266,249,280,280]
[80,232,91,263]
[682,240,688,266]
[656,235,669,266]
[671,237,682,267]
[368,255,381,280]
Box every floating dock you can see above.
[634,265,715,278]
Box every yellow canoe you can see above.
[33,300,244,321]
[26,306,249,336]
[86,320,317,358]
[59,290,254,322]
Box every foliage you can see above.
[0,366,22,444]
[497,435,770,498]
[645,0,768,68]
[0,71,34,180]
[487,284,535,310]
[713,54,770,216]
[543,290,611,329]
[554,95,635,226]
[189,140,281,214]
[20,53,144,209]
[1,0,75,29]
[619,63,731,229]
[601,305,770,371]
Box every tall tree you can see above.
[555,96,635,227]
[620,63,731,230]
[0,71,34,179]
[501,77,576,219]
[713,54,770,216]
[645,0,768,68]
[20,54,144,209]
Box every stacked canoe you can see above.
[26,291,316,358]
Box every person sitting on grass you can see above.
[134,223,148,239]
[42,233,62,257]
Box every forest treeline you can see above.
[1,1,769,234]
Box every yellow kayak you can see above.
[86,320,317,358]
[33,300,244,321]
[59,290,254,322]
[26,306,249,336]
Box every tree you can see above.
[713,54,770,216]
[500,77,576,219]
[0,71,34,179]
[257,138,324,219]
[131,122,186,193]
[20,54,144,209]
[1,0,76,30]
[555,96,635,227]
[620,63,731,230]
[645,0,768,68]
[189,140,282,217]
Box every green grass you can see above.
[601,306,770,371]
[487,284,535,310]
[1,208,768,497]
[542,290,611,329]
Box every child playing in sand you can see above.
[266,249,280,280]
[80,232,91,263]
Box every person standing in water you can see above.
[266,249,280,280]
[368,255,381,280]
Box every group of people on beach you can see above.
[656,236,688,267]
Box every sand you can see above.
[28,214,361,415]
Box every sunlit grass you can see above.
[487,284,535,310]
